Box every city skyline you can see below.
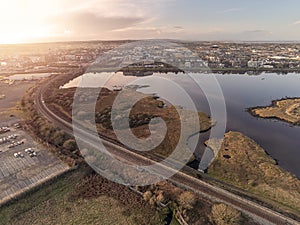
[1,0,300,44]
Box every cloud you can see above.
[173,26,184,30]
[219,8,243,14]
[112,27,162,39]
[293,20,300,25]
[244,29,263,33]
[111,25,185,39]
[243,29,272,35]
[41,0,173,40]
[182,28,275,41]
[46,11,147,37]
[65,0,172,18]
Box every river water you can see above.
[63,72,300,178]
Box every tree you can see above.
[211,203,242,225]
[63,139,77,151]
[178,191,196,210]
[51,130,66,146]
[156,191,165,203]
[143,191,153,202]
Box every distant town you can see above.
[184,42,300,73]
[1,41,300,78]
[1,40,300,225]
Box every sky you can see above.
[1,0,300,43]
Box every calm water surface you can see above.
[64,72,300,178]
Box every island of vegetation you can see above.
[46,85,214,163]
[21,67,216,169]
[16,72,261,225]
[206,131,300,217]
[117,61,184,76]
[249,98,300,126]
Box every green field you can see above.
[0,166,162,225]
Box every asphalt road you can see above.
[35,78,300,225]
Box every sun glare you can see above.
[0,0,59,44]
[0,30,52,44]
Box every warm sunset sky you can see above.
[1,0,300,44]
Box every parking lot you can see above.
[0,121,70,205]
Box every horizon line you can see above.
[1,38,300,46]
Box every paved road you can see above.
[35,78,300,225]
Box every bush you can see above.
[178,191,196,210]
[143,191,153,202]
[51,130,67,146]
[210,203,242,225]
[63,139,77,151]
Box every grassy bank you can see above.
[207,132,300,218]
[0,166,162,225]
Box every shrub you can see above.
[63,139,77,151]
[210,203,242,225]
[178,191,196,210]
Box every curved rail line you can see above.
[35,78,299,225]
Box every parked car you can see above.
[13,152,24,158]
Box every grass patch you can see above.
[0,166,162,225]
[207,132,300,217]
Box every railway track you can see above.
[35,77,300,225]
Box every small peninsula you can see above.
[46,85,214,161]
[249,98,300,125]
[206,131,300,216]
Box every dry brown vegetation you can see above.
[0,166,162,225]
[20,68,214,168]
[141,181,213,224]
[207,131,300,216]
[250,98,300,125]
[19,72,258,225]
[210,203,242,225]
[140,180,257,225]
[20,71,85,166]
[70,170,257,225]
[46,80,214,162]
[70,170,161,224]
[178,191,197,210]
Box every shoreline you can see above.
[206,131,300,217]
[248,97,300,126]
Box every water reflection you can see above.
[63,72,300,178]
